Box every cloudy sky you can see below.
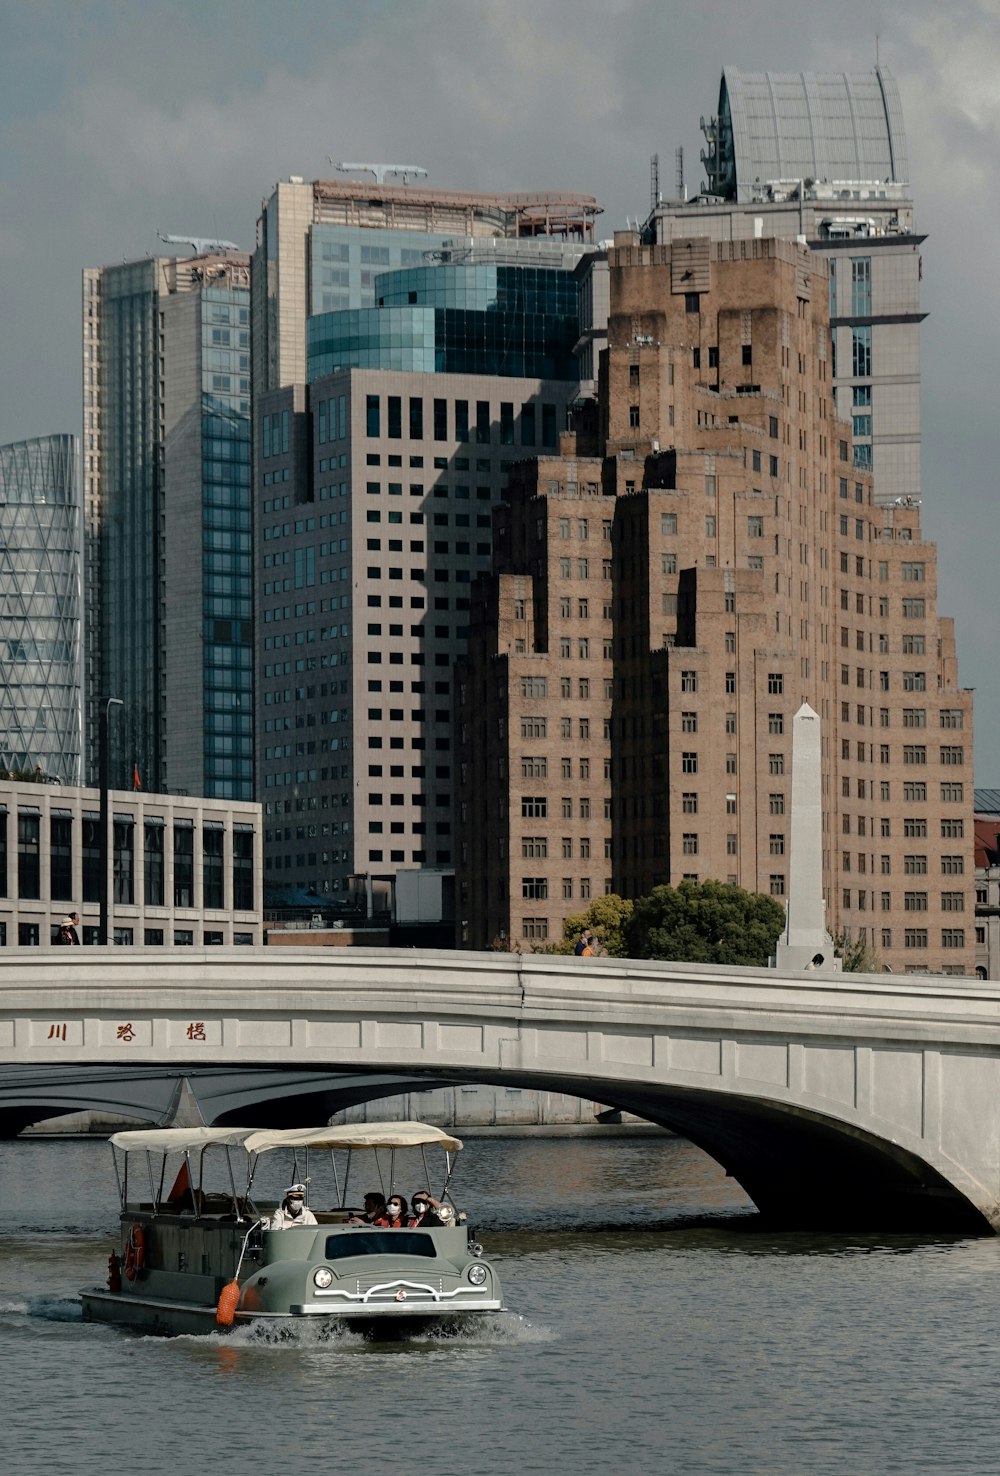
[2,0,998,774]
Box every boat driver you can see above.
[270,1183,318,1229]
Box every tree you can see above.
[623,879,786,967]
[549,894,634,957]
[833,931,883,973]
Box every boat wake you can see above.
[0,1293,82,1322]
[163,1310,553,1352]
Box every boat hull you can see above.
[80,1285,504,1338]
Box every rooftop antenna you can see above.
[330,161,429,185]
[675,146,685,202]
[650,153,660,214]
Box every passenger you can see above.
[408,1192,444,1227]
[574,929,594,957]
[348,1191,386,1225]
[269,1183,318,1229]
[375,1194,408,1227]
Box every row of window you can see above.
[365,395,559,448]
[0,812,254,911]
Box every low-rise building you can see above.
[0,778,262,946]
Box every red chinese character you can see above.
[116,1023,136,1042]
[47,1023,67,1042]
[186,1022,207,1041]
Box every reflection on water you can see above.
[3,1134,1000,1476]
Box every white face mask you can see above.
[288,1199,303,1214]
[387,1202,401,1214]
[414,1202,428,1213]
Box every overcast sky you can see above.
[2,0,998,775]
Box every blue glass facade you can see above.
[0,435,81,784]
[310,225,456,314]
[306,264,580,382]
[199,287,253,801]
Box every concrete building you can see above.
[0,435,82,785]
[252,175,601,908]
[0,777,262,946]
[82,252,253,799]
[645,67,923,505]
[456,234,974,976]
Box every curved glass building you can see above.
[307,263,579,382]
[0,435,82,784]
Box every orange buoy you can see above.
[108,1250,122,1292]
[216,1278,240,1328]
[123,1223,145,1282]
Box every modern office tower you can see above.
[257,246,584,903]
[0,435,82,784]
[456,234,974,977]
[252,175,602,395]
[82,252,253,798]
[645,67,922,504]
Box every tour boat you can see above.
[80,1121,504,1337]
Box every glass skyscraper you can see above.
[83,254,253,798]
[0,434,82,784]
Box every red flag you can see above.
[133,765,141,791]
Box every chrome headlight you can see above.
[312,1266,334,1289]
[467,1263,488,1286]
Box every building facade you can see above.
[646,67,923,505]
[251,177,601,908]
[0,435,82,785]
[456,235,974,976]
[0,778,262,947]
[82,252,253,799]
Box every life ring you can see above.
[123,1224,145,1282]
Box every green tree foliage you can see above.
[623,879,786,967]
[549,894,634,957]
[833,931,883,973]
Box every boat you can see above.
[80,1121,505,1337]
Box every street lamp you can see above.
[98,697,123,945]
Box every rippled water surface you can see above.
[3,1134,1000,1475]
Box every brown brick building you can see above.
[455,235,974,975]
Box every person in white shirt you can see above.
[269,1183,318,1229]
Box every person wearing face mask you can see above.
[269,1184,319,1229]
[374,1194,408,1228]
[407,1192,444,1227]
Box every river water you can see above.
[2,1134,999,1475]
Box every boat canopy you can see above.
[243,1122,463,1154]
[107,1122,462,1156]
[109,1126,256,1154]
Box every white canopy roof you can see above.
[243,1122,463,1154]
[108,1122,462,1156]
[109,1126,257,1153]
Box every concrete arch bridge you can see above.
[2,948,1000,1234]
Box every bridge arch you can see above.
[3,947,1000,1233]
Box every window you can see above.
[768,673,783,695]
[770,875,786,896]
[681,712,697,733]
[682,793,698,813]
[904,929,927,949]
[681,752,698,774]
[903,855,928,874]
[521,838,548,858]
[203,824,224,910]
[941,929,965,949]
[941,855,965,875]
[521,797,547,818]
[769,754,784,775]
[680,671,697,693]
[769,834,785,855]
[522,917,548,940]
[747,516,763,538]
[768,713,784,735]
[769,793,785,815]
[661,513,677,536]
[682,833,698,855]
[940,746,964,766]
[522,877,548,900]
[904,892,928,911]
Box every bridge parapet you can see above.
[3,948,1000,1232]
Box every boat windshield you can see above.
[323,1231,438,1260]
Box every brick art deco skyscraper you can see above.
[456,234,974,976]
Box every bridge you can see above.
[3,946,1000,1234]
